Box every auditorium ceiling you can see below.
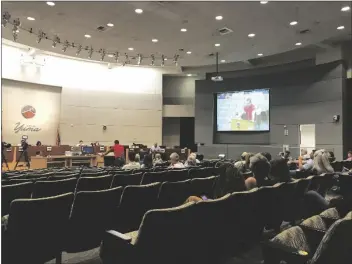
[2,1,351,67]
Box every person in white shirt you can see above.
[122,152,141,170]
[168,152,185,169]
[77,140,84,147]
[150,143,161,154]
[184,153,200,167]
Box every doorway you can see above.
[300,124,316,153]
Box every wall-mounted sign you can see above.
[21,105,36,119]
[14,122,41,133]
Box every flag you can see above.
[56,127,61,146]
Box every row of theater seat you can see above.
[262,207,352,264]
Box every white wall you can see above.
[2,79,61,145]
[2,42,178,146]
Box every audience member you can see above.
[234,152,247,171]
[328,151,336,163]
[153,153,163,165]
[141,154,153,169]
[298,150,314,171]
[301,149,310,159]
[270,158,291,183]
[284,151,292,162]
[122,152,141,170]
[135,153,141,163]
[244,152,254,171]
[184,154,197,167]
[312,149,334,175]
[346,151,352,161]
[102,140,125,167]
[261,152,272,162]
[250,153,271,187]
[150,143,161,154]
[245,177,257,190]
[168,152,185,169]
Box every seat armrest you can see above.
[106,230,132,242]
[261,240,310,264]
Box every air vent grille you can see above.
[218,27,233,35]
[96,26,107,32]
[299,29,311,34]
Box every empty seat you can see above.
[331,161,343,172]
[1,182,33,216]
[113,182,161,233]
[158,180,191,208]
[49,173,79,180]
[100,202,196,264]
[140,171,165,185]
[32,178,77,198]
[338,174,352,198]
[66,187,123,253]
[342,161,352,170]
[190,176,217,198]
[290,178,312,221]
[189,167,214,179]
[76,175,113,192]
[281,180,299,222]
[2,193,74,264]
[164,169,188,182]
[111,172,143,188]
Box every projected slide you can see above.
[216,89,270,132]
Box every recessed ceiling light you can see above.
[337,25,345,30]
[295,42,302,46]
[248,33,256,38]
[128,47,134,51]
[289,21,298,26]
[46,1,55,6]
[152,39,158,43]
[181,28,187,32]
[135,9,143,14]
[27,17,35,21]
[220,59,226,63]
[107,23,114,27]
[341,6,350,12]
[215,43,220,47]
[187,74,192,77]
[260,1,268,4]
[257,53,263,56]
[108,54,114,58]
[164,58,168,61]
[215,16,223,20]
[84,34,91,38]
[186,51,192,54]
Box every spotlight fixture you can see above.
[187,74,192,77]
[173,54,179,65]
[84,34,91,38]
[37,30,45,43]
[295,42,302,46]
[152,38,158,43]
[135,9,143,14]
[52,35,60,48]
[107,23,114,27]
[161,54,165,67]
[215,16,223,20]
[137,54,142,65]
[180,28,187,32]
[88,46,94,58]
[257,53,263,56]
[2,11,11,27]
[151,54,155,66]
[289,21,298,26]
[108,54,114,58]
[62,40,69,52]
[27,17,35,21]
[337,25,345,30]
[215,43,220,47]
[114,52,119,62]
[76,44,82,55]
[12,18,21,41]
[46,2,55,6]
[341,6,350,12]
[186,51,192,54]
[128,47,134,51]
[248,33,256,38]
[260,1,268,4]
[100,49,106,61]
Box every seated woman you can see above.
[141,154,153,169]
[312,149,334,175]
[270,158,291,183]
[122,152,141,170]
[184,154,197,167]
[249,153,272,187]
[153,153,163,165]
[168,153,185,169]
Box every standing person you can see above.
[101,140,125,167]
[243,98,255,121]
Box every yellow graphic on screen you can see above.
[231,119,254,131]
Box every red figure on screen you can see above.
[243,98,255,121]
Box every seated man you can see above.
[168,152,185,169]
[153,153,163,165]
[122,152,141,170]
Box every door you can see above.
[300,124,315,154]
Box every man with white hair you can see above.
[184,153,199,167]
[168,152,185,168]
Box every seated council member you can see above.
[150,143,161,154]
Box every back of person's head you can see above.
[128,152,136,162]
[250,153,271,186]
[313,149,334,174]
[245,177,257,190]
[214,163,246,198]
[261,152,272,161]
[241,152,248,161]
[234,160,246,173]
[301,149,308,156]
[328,151,336,162]
[284,151,291,159]
[348,151,352,158]
[135,153,140,162]
[244,152,254,170]
[155,153,161,160]
[143,154,153,167]
[270,158,291,183]
[187,155,197,166]
[170,152,179,164]
[114,140,119,145]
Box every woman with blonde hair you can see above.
[312,149,334,175]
